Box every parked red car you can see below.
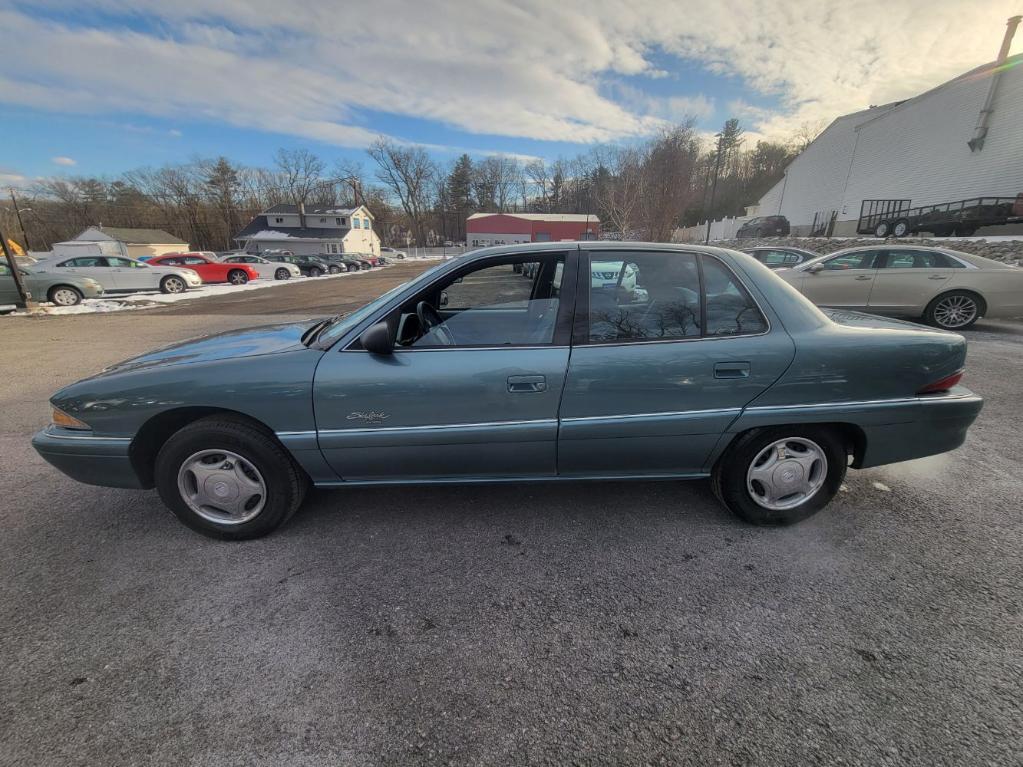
[149,253,258,285]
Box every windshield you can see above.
[316,258,455,345]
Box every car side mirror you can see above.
[360,321,394,355]
[807,263,824,274]
[439,290,449,307]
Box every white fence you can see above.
[673,216,751,243]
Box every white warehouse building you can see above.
[754,45,1023,237]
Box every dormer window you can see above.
[274,217,284,224]
[320,217,327,223]
[336,217,343,225]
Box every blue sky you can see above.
[1,0,1018,184]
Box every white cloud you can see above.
[0,1,1019,149]
[51,156,77,166]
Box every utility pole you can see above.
[9,188,32,251]
[0,222,33,309]
[704,132,725,244]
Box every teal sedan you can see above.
[32,243,982,539]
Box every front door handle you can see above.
[928,275,948,280]
[714,362,751,379]
[508,375,546,393]
[854,275,872,281]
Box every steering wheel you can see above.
[416,301,455,346]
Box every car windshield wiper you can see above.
[301,318,332,346]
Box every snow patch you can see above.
[871,481,891,492]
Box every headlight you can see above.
[52,406,90,430]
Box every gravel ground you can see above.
[1,264,1021,766]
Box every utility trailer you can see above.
[857,194,1023,237]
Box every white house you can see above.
[234,204,380,257]
[754,50,1023,236]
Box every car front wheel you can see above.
[155,416,307,539]
[328,265,342,274]
[712,426,846,525]
[228,269,249,285]
[48,285,83,306]
[274,268,291,280]
[160,275,186,294]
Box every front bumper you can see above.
[31,426,144,489]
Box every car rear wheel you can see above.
[712,426,846,525]
[328,264,342,274]
[228,269,249,285]
[924,291,982,330]
[309,267,322,277]
[48,285,83,306]
[155,416,307,539]
[160,275,186,294]
[874,221,891,237]
[274,268,291,280]
[346,263,358,272]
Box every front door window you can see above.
[395,255,566,348]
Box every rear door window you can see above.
[581,252,767,343]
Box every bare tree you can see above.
[595,145,644,238]
[367,138,437,246]
[274,148,325,206]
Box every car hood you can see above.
[99,320,321,375]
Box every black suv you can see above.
[735,215,790,238]
[261,253,336,277]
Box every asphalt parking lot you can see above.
[1,264,1021,766]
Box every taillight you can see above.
[917,370,964,394]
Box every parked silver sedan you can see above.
[32,255,203,294]
[220,254,301,280]
[776,245,1023,329]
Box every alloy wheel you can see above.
[176,449,267,525]
[229,270,248,285]
[746,437,827,511]
[933,295,978,328]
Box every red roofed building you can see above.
[467,213,599,247]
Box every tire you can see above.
[712,426,847,526]
[328,265,342,274]
[874,221,891,237]
[892,219,910,237]
[274,268,291,280]
[160,275,186,294]
[227,269,249,285]
[154,416,307,540]
[309,267,322,278]
[48,285,83,306]
[924,290,982,330]
[346,263,357,272]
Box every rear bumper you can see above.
[31,426,144,489]
[856,387,983,468]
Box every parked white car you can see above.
[33,254,203,294]
[591,260,638,293]
[219,254,301,280]
[381,246,406,260]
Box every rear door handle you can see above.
[854,275,872,281]
[714,362,751,379]
[507,375,546,393]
